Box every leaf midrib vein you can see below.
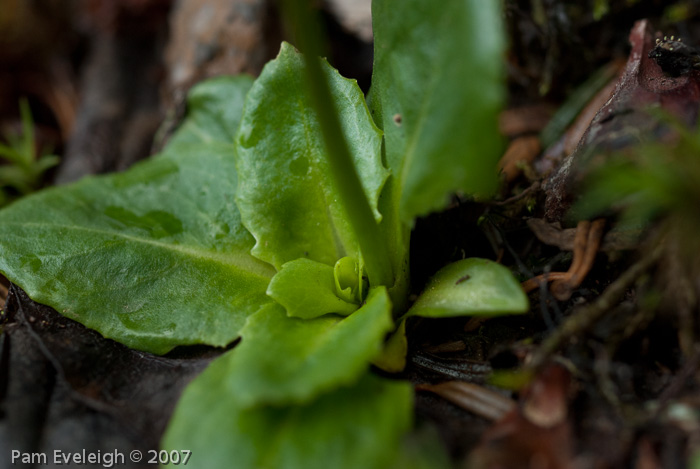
[4,221,276,279]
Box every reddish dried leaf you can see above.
[466,364,576,468]
[521,364,572,428]
[562,61,624,156]
[634,437,663,469]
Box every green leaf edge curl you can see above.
[267,258,359,319]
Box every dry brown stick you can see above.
[522,221,590,293]
[490,181,541,206]
[522,219,606,301]
[528,241,664,371]
[551,219,605,300]
[568,220,592,278]
[416,381,516,421]
[522,272,570,293]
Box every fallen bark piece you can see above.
[544,19,700,222]
[0,286,216,461]
[56,4,169,183]
[324,0,373,42]
[165,0,276,94]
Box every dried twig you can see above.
[528,241,664,371]
[551,219,605,300]
[490,180,541,206]
[411,352,492,382]
[522,219,605,301]
[416,381,516,421]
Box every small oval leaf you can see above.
[407,258,529,319]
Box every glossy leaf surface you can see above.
[164,371,412,469]
[0,77,275,354]
[236,43,388,270]
[370,0,506,223]
[407,258,529,319]
[213,286,393,408]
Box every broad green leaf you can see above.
[0,76,276,354]
[236,42,388,270]
[267,258,358,319]
[212,286,393,408]
[406,258,529,319]
[163,371,413,469]
[369,0,506,224]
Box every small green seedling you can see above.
[0,99,60,206]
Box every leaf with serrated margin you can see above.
[236,42,388,270]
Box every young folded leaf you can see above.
[333,256,365,303]
[267,258,359,319]
[167,76,254,145]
